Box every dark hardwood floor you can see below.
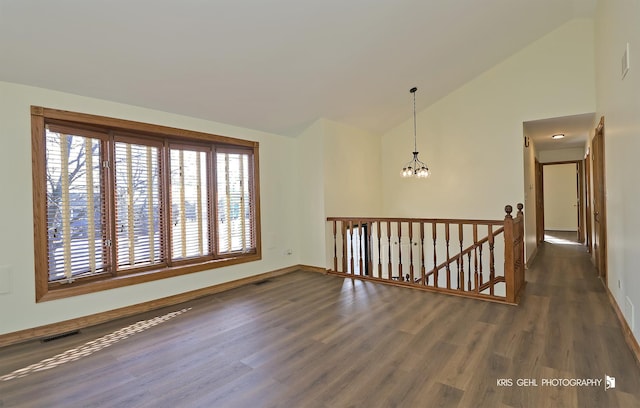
[1,233,639,407]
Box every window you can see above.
[216,150,255,254]
[32,106,261,301]
[114,139,163,269]
[45,126,107,283]
[169,146,210,260]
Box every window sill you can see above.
[37,253,261,302]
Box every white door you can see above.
[543,163,578,231]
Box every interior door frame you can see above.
[585,150,592,252]
[535,159,544,244]
[538,160,585,242]
[577,160,585,243]
[592,116,608,284]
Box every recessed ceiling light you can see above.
[552,134,565,139]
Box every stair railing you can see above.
[326,204,525,304]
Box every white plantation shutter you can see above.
[216,150,255,254]
[170,147,210,259]
[114,141,163,268]
[45,126,106,282]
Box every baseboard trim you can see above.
[0,264,310,348]
[298,264,328,274]
[606,287,640,367]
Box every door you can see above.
[543,163,579,233]
[592,117,607,283]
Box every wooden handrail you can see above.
[327,216,505,225]
[478,276,506,292]
[326,203,525,305]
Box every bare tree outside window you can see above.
[46,130,104,281]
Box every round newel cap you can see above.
[517,203,524,211]
[505,205,513,215]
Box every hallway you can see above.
[513,230,640,406]
[0,233,639,407]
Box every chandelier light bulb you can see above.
[417,167,430,178]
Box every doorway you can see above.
[541,162,581,241]
[523,112,595,252]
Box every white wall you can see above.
[543,163,578,231]
[594,0,640,339]
[381,19,596,226]
[0,81,300,336]
[323,119,382,217]
[296,118,383,269]
[323,119,382,270]
[538,147,586,163]
[295,120,327,268]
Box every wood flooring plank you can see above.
[434,321,500,390]
[320,330,417,407]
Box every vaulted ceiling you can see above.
[0,0,595,136]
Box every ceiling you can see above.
[523,112,595,151]
[0,0,596,137]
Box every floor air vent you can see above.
[41,330,80,343]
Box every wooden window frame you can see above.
[214,146,258,257]
[31,106,262,302]
[167,142,214,265]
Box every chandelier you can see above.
[401,87,430,178]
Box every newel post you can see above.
[516,203,525,300]
[503,205,516,304]
[517,202,525,274]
